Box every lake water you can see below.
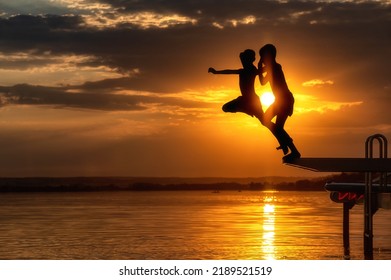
[0,190,390,260]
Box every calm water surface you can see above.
[0,191,390,260]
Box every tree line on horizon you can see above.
[0,173,366,192]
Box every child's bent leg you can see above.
[222,97,242,113]
[274,126,291,155]
[274,114,290,154]
[274,113,300,159]
[262,121,290,155]
[276,127,300,159]
[281,131,301,160]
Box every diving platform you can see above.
[283,134,390,260]
[283,157,391,172]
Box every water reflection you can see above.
[261,194,276,260]
[1,191,390,259]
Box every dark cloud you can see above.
[0,83,209,111]
[103,0,309,20]
[103,0,390,24]
[0,1,389,104]
[0,84,144,111]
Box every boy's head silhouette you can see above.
[259,44,276,62]
[240,49,256,66]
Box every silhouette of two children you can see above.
[209,44,300,160]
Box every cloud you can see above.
[1,0,389,119]
[0,83,214,113]
[12,0,198,30]
[0,0,70,15]
[0,1,390,122]
[81,11,198,30]
[52,0,112,11]
[0,52,126,86]
[295,96,363,114]
[211,15,257,29]
[302,79,334,87]
[0,84,146,111]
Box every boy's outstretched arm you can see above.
[208,67,240,74]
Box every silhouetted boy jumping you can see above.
[208,49,263,121]
[258,44,300,160]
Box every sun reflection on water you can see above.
[262,194,276,260]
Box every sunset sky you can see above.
[0,0,390,177]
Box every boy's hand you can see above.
[208,67,216,74]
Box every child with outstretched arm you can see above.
[208,49,263,120]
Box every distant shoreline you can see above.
[0,173,364,193]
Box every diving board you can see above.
[283,157,391,172]
[282,134,390,260]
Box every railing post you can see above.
[343,201,355,260]
[364,134,388,260]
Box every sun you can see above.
[260,92,275,107]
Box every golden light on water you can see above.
[262,194,276,260]
[263,204,275,213]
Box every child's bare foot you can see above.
[282,151,301,162]
[276,145,289,155]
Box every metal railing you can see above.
[364,134,388,259]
